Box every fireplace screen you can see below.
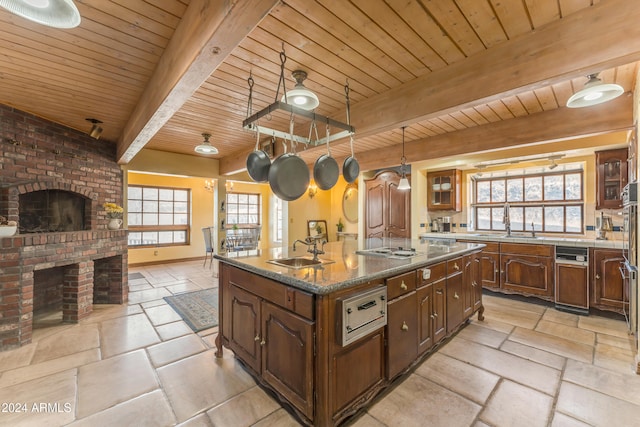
[19,190,87,232]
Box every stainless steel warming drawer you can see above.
[337,286,387,346]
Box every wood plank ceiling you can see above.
[0,0,638,176]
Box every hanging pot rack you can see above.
[242,47,355,148]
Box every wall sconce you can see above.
[86,118,103,139]
[204,180,214,192]
[308,183,318,198]
[225,180,234,193]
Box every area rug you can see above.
[164,288,218,332]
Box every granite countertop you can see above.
[214,237,484,295]
[419,232,623,249]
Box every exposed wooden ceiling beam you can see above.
[117,0,280,164]
[218,0,640,175]
[350,95,633,172]
[351,0,640,138]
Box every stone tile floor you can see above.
[0,260,639,426]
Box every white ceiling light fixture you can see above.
[281,70,319,111]
[397,126,411,191]
[194,133,218,155]
[0,0,81,28]
[566,74,624,108]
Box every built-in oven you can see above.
[621,261,638,337]
[622,181,638,337]
[622,182,637,266]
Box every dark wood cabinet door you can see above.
[480,251,500,289]
[462,254,474,319]
[365,179,385,238]
[416,283,434,355]
[471,252,483,313]
[596,148,628,210]
[387,180,411,237]
[433,280,447,342]
[555,263,588,308]
[227,283,262,373]
[446,270,464,334]
[592,249,626,310]
[386,291,418,379]
[365,170,410,238]
[262,301,315,419]
[501,254,554,296]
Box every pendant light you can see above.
[194,133,218,155]
[566,74,624,108]
[0,0,81,28]
[281,70,319,111]
[397,126,411,191]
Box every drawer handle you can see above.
[254,334,260,342]
[454,292,459,300]
[401,322,409,331]
[436,289,443,295]
[358,300,377,311]
[454,263,460,271]
[400,281,408,290]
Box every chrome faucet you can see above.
[503,202,511,236]
[530,222,536,238]
[293,237,326,260]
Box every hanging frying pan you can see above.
[343,134,360,183]
[314,123,339,190]
[246,127,271,182]
[268,124,310,201]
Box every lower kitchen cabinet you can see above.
[500,243,554,298]
[555,262,588,309]
[591,248,626,312]
[446,256,465,333]
[417,261,447,355]
[386,291,418,378]
[224,276,315,419]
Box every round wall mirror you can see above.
[342,184,358,223]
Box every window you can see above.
[226,192,261,226]
[127,186,190,247]
[473,170,583,234]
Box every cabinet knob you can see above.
[436,289,443,295]
[596,273,601,280]
[401,322,409,331]
[454,263,460,271]
[254,334,260,342]
[260,339,266,346]
[430,314,435,319]
[454,292,460,300]
[400,281,408,290]
[432,312,438,318]
[472,281,477,287]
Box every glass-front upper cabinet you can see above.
[427,169,461,211]
[596,147,628,210]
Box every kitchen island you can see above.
[214,238,485,426]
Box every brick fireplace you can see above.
[0,105,128,350]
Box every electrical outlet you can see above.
[154,250,159,256]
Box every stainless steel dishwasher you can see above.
[555,246,589,314]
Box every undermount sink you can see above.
[267,257,334,269]
[500,234,539,239]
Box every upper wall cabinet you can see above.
[596,148,628,210]
[427,169,461,212]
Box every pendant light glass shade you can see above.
[0,0,81,28]
[194,133,218,155]
[281,70,319,111]
[398,126,411,190]
[566,74,624,108]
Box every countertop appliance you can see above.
[555,246,589,315]
[596,212,613,240]
[441,216,451,233]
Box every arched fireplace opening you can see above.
[19,190,88,233]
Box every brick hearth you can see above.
[0,104,128,350]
